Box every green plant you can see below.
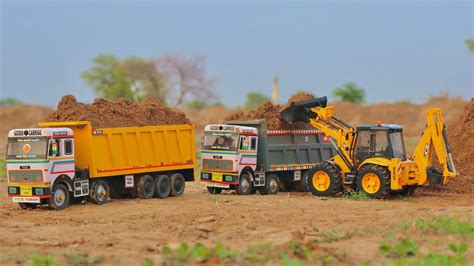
[28,254,59,266]
[466,37,474,53]
[379,237,419,258]
[332,83,366,104]
[412,216,474,238]
[342,190,368,201]
[388,243,468,266]
[141,258,153,266]
[64,250,103,266]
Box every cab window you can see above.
[374,130,389,158]
[239,136,250,150]
[64,139,73,155]
[250,137,257,151]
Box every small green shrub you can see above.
[342,190,368,201]
[28,254,59,266]
[412,216,474,238]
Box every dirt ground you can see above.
[0,180,473,265]
[1,96,473,265]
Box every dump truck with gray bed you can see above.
[200,119,336,195]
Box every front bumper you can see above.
[7,185,51,198]
[200,171,239,184]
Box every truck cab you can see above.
[6,127,84,209]
[200,124,258,194]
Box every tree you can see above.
[122,57,167,102]
[0,97,20,107]
[186,99,208,110]
[244,92,270,109]
[332,83,366,104]
[81,54,136,100]
[466,38,474,53]
[157,54,216,107]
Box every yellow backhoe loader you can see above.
[280,96,456,198]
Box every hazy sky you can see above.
[1,1,473,107]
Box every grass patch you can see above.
[28,254,59,266]
[342,190,368,201]
[403,216,474,238]
[161,240,341,265]
[125,214,145,221]
[321,228,358,243]
[64,250,103,265]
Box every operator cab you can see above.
[352,124,407,166]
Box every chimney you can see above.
[272,76,279,105]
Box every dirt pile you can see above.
[45,95,190,128]
[448,98,474,176]
[225,93,316,130]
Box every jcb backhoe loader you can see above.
[280,96,456,198]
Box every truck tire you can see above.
[236,172,253,195]
[299,170,310,192]
[90,180,110,205]
[154,175,171,199]
[356,164,391,199]
[170,173,185,196]
[258,174,279,195]
[137,175,155,199]
[207,187,222,194]
[308,162,342,197]
[18,203,38,210]
[48,183,70,210]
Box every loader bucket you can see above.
[280,96,328,123]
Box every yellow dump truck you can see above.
[6,121,196,210]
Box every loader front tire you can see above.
[308,162,342,197]
[356,164,391,199]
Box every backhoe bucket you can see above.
[280,96,327,123]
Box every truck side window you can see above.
[64,139,73,155]
[250,137,257,151]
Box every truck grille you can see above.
[9,170,43,182]
[202,159,233,170]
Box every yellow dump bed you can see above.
[38,121,196,178]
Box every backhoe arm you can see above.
[412,108,456,185]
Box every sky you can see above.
[0,1,473,107]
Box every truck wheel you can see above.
[154,175,171,199]
[137,175,155,199]
[308,162,342,197]
[48,184,70,210]
[170,173,186,196]
[90,180,109,205]
[207,187,222,194]
[18,203,38,210]
[356,164,391,199]
[236,172,253,195]
[259,174,279,195]
[299,171,310,192]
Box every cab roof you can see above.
[357,124,404,131]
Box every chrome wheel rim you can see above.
[54,189,66,206]
[96,184,107,202]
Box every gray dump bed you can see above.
[225,120,335,172]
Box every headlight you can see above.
[35,188,44,195]
[225,175,233,182]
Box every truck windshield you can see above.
[390,132,407,160]
[7,138,48,159]
[202,132,239,151]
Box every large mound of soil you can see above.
[448,98,474,175]
[225,93,315,130]
[45,95,190,128]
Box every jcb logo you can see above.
[424,144,430,157]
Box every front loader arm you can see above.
[412,108,456,185]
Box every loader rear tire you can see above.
[356,164,391,199]
[308,162,342,197]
